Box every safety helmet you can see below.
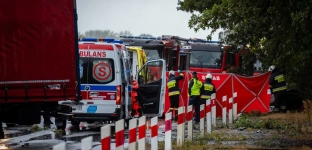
[268,65,275,72]
[206,73,213,79]
[169,70,175,75]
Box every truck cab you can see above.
[187,39,240,73]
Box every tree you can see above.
[178,0,312,98]
[84,30,118,38]
[118,30,133,37]
[139,33,154,37]
[78,32,85,39]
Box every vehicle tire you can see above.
[56,119,66,135]
[71,120,81,131]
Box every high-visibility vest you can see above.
[188,78,202,96]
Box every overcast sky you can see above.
[76,0,222,40]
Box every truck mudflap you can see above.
[56,103,75,118]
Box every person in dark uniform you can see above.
[167,70,184,120]
[188,71,202,124]
[200,73,216,105]
[268,65,287,112]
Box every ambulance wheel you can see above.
[71,120,81,131]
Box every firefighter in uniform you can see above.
[167,70,184,120]
[268,65,287,112]
[188,71,202,124]
[200,73,216,104]
[131,75,141,117]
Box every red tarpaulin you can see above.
[233,73,271,114]
[164,71,271,117]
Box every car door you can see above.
[136,59,166,117]
[120,53,131,119]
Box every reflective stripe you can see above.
[274,75,285,83]
[169,91,180,96]
[272,86,287,92]
[201,95,211,99]
[170,108,178,110]
[167,80,176,89]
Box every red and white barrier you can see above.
[128,118,138,150]
[151,116,158,150]
[81,136,93,150]
[211,93,216,127]
[177,106,185,146]
[138,116,146,150]
[233,92,238,120]
[53,142,65,150]
[187,105,193,141]
[115,119,124,150]
[222,95,227,125]
[228,97,233,124]
[101,125,111,150]
[200,104,205,137]
[206,100,212,134]
[165,112,172,150]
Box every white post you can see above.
[115,119,125,150]
[177,106,185,146]
[138,116,146,150]
[200,104,205,137]
[101,125,111,150]
[222,95,227,125]
[165,112,172,150]
[53,142,66,150]
[81,136,93,150]
[206,100,211,134]
[229,97,233,124]
[151,116,158,150]
[187,105,193,141]
[128,118,137,150]
[211,93,216,127]
[233,92,238,120]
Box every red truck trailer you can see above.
[0,0,80,138]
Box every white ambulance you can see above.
[58,38,166,129]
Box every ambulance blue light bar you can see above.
[120,35,161,40]
[79,38,115,43]
[113,40,123,44]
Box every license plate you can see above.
[72,105,82,111]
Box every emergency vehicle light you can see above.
[80,38,115,43]
[113,40,123,44]
[120,35,160,40]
